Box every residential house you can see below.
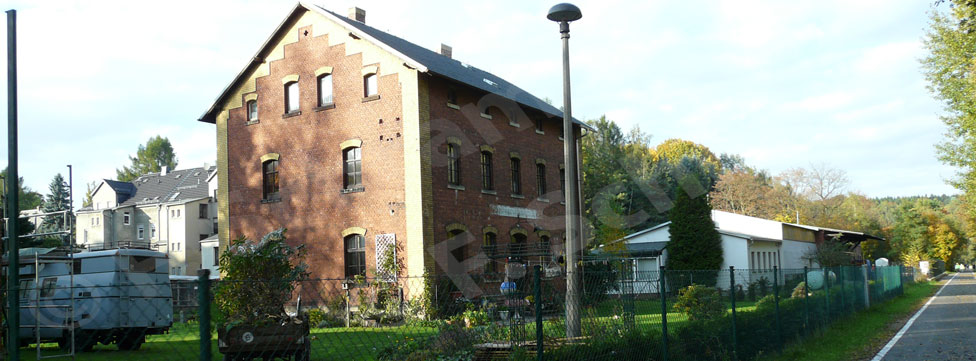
[198,3,589,286]
[612,210,883,293]
[74,166,219,275]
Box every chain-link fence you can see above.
[2,265,911,360]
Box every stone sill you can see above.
[314,103,336,112]
[362,95,381,103]
[282,111,302,119]
[341,187,365,194]
[447,184,466,191]
[447,103,460,110]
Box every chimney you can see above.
[348,7,365,23]
[440,44,453,59]
[161,166,169,175]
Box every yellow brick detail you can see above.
[260,153,280,163]
[339,139,363,150]
[480,145,495,153]
[281,74,300,85]
[244,93,258,102]
[362,65,378,75]
[314,66,334,76]
[341,227,367,238]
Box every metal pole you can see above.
[861,264,870,309]
[773,266,781,351]
[558,19,581,339]
[729,266,737,361]
[803,266,809,334]
[659,265,667,361]
[198,269,212,361]
[67,165,72,246]
[534,265,543,361]
[823,267,830,324]
[6,10,20,361]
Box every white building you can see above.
[611,210,880,293]
[74,166,219,276]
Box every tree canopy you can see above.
[116,136,178,181]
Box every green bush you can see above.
[791,281,807,298]
[546,328,662,361]
[214,228,309,328]
[673,284,726,322]
[755,294,777,312]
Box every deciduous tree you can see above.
[116,136,178,181]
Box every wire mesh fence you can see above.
[2,265,912,360]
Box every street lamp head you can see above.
[547,3,582,22]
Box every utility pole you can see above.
[6,9,20,360]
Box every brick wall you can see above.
[224,26,406,280]
[425,76,569,275]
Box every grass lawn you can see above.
[770,280,940,361]
[21,322,438,361]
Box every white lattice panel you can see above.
[375,233,397,281]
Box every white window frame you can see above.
[364,73,378,97]
[123,212,130,225]
[285,81,300,113]
[137,225,145,240]
[318,73,333,106]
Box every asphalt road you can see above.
[878,272,976,361]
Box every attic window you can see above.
[153,196,159,200]
[143,198,149,201]
[170,192,180,201]
[193,172,201,176]
[175,174,182,178]
[461,63,471,68]
[483,78,497,87]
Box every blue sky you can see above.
[0,0,959,208]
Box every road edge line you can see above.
[870,272,959,361]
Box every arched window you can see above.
[447,144,461,186]
[364,73,377,97]
[262,159,280,201]
[317,73,333,106]
[246,100,258,122]
[536,163,547,197]
[481,151,493,191]
[343,147,362,190]
[449,229,466,262]
[511,233,527,261]
[285,81,300,113]
[344,234,366,278]
[484,232,497,273]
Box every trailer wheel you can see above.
[117,334,145,351]
[61,331,95,352]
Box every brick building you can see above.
[198,3,589,282]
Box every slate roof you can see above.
[199,3,592,130]
[118,166,216,207]
[103,179,136,202]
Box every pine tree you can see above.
[38,173,72,245]
[667,185,723,285]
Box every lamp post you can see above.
[547,2,582,339]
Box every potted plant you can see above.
[215,228,311,361]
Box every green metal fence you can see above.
[2,265,911,360]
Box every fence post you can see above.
[898,266,904,296]
[803,266,809,334]
[659,265,668,361]
[861,264,870,309]
[534,265,543,361]
[729,266,737,361]
[773,266,782,351]
[823,267,830,325]
[198,269,212,361]
[838,266,845,315]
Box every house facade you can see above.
[74,166,219,275]
[198,3,587,284]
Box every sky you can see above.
[0,0,961,209]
